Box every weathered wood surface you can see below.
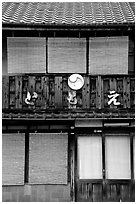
[76,182,135,202]
[2,75,135,111]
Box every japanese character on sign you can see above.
[67,90,77,105]
[108,90,120,106]
[25,91,38,106]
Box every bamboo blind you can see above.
[2,37,7,75]
[89,36,128,75]
[7,37,46,73]
[2,133,25,185]
[48,38,86,73]
[29,133,68,184]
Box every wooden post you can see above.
[2,76,9,109]
[123,77,130,108]
[15,76,22,109]
[41,76,49,109]
[96,76,102,109]
[70,133,76,201]
[82,76,90,109]
[55,76,62,108]
[28,76,36,109]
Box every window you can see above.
[77,132,133,181]
[105,135,131,179]
[48,38,86,73]
[7,37,46,74]
[4,35,133,75]
[89,36,128,75]
[78,136,102,179]
[2,133,25,185]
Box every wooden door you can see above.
[75,133,135,202]
[76,134,103,202]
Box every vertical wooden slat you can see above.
[62,77,68,108]
[15,76,22,109]
[103,78,110,108]
[92,184,102,202]
[9,77,15,108]
[28,76,36,109]
[123,77,130,108]
[41,76,49,109]
[110,184,118,201]
[28,76,36,95]
[22,76,28,108]
[96,76,102,109]
[126,77,131,108]
[55,76,62,108]
[82,76,90,109]
[2,76,9,109]
[120,184,130,201]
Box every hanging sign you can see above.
[68,74,84,91]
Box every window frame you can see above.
[77,131,134,182]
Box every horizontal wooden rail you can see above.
[2,75,135,111]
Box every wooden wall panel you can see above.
[2,75,135,110]
[77,182,134,202]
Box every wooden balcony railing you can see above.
[2,75,135,111]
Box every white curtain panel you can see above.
[78,136,102,179]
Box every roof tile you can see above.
[2,2,135,26]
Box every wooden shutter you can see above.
[2,133,25,185]
[29,133,68,184]
[48,38,86,73]
[7,37,46,73]
[89,36,128,75]
[105,134,131,179]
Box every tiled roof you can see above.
[2,2,135,26]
